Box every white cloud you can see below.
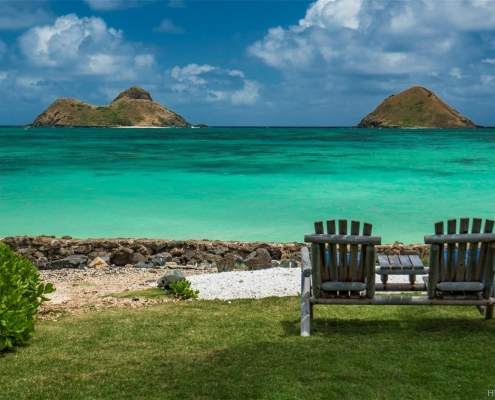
[84,0,152,11]
[480,75,495,85]
[0,72,7,82]
[299,0,362,30]
[231,80,261,105]
[171,64,217,84]
[153,19,185,34]
[0,1,53,30]
[167,64,261,106]
[482,58,495,65]
[19,14,123,67]
[16,76,43,88]
[228,70,245,78]
[134,54,155,67]
[17,14,152,80]
[450,68,462,79]
[167,0,185,8]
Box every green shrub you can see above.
[168,280,199,300]
[0,243,55,352]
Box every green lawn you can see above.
[1,297,495,399]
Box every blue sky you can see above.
[1,0,495,126]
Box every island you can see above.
[357,86,476,128]
[32,86,192,128]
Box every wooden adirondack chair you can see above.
[424,218,495,320]
[301,217,495,336]
[301,219,380,336]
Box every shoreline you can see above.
[0,235,429,272]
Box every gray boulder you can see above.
[157,270,186,289]
[244,248,272,270]
[46,254,88,269]
[134,261,154,268]
[110,247,134,266]
[155,252,173,262]
[151,256,167,266]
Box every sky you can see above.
[1,0,495,126]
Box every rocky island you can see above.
[32,86,191,128]
[357,86,476,128]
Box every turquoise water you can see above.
[1,126,494,244]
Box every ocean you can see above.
[1,126,494,244]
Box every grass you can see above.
[73,281,95,287]
[106,288,170,299]
[1,297,495,399]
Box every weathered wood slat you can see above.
[475,219,494,281]
[304,234,381,245]
[465,218,481,281]
[446,219,457,282]
[483,243,495,300]
[409,255,425,268]
[424,232,495,244]
[435,222,445,282]
[436,282,485,291]
[348,220,360,281]
[358,223,372,281]
[374,283,426,291]
[428,245,440,299]
[375,267,429,275]
[399,255,413,268]
[326,220,338,282]
[320,281,366,291]
[338,220,348,283]
[315,221,330,284]
[388,255,402,269]
[365,245,376,299]
[377,254,390,268]
[310,243,321,299]
[310,296,495,306]
[455,218,469,282]
[300,247,311,337]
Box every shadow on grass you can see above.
[3,299,495,399]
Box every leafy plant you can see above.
[167,280,199,300]
[0,243,55,352]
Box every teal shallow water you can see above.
[1,126,494,244]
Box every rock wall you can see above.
[0,236,430,271]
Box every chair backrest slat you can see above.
[435,221,445,282]
[338,220,348,281]
[465,218,482,281]
[475,219,494,281]
[455,218,469,282]
[348,221,360,281]
[357,223,372,281]
[314,221,330,283]
[326,220,338,282]
[446,219,457,281]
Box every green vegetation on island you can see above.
[32,86,191,128]
[357,86,476,128]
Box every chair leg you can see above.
[300,299,311,337]
[476,305,485,315]
[485,304,494,320]
[310,303,314,319]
